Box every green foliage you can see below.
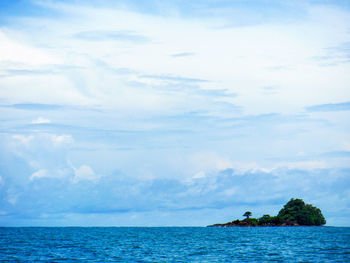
[210,197,326,227]
[257,214,283,226]
[247,218,258,226]
[258,214,272,225]
[270,216,283,225]
[243,211,252,219]
[277,198,326,226]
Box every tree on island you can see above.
[258,214,271,225]
[243,211,252,219]
[208,198,326,227]
[277,198,326,226]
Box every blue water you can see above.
[0,227,349,262]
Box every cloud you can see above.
[189,152,233,172]
[11,133,73,148]
[196,89,236,97]
[1,157,350,225]
[0,0,350,226]
[30,169,48,180]
[6,189,19,205]
[12,135,34,145]
[0,30,59,65]
[7,133,74,184]
[275,160,327,170]
[261,86,279,95]
[0,69,54,77]
[73,165,99,183]
[1,1,349,115]
[316,41,350,66]
[319,151,350,158]
[306,102,350,112]
[31,117,51,124]
[51,135,73,147]
[74,30,149,43]
[171,52,195,57]
[5,103,63,111]
[139,74,209,83]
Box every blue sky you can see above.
[0,0,350,226]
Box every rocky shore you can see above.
[207,218,300,227]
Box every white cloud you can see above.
[11,133,73,149]
[276,161,327,170]
[51,135,73,147]
[0,1,350,227]
[192,171,206,179]
[30,169,48,180]
[189,152,233,172]
[32,117,51,124]
[29,168,71,181]
[183,171,206,185]
[1,3,348,115]
[6,189,19,205]
[73,165,100,183]
[222,187,239,197]
[341,142,350,151]
[0,31,60,66]
[12,135,34,145]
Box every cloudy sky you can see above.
[0,0,350,226]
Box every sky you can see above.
[0,0,350,226]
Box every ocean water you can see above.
[0,227,349,262]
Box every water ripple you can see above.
[0,227,350,262]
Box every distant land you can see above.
[208,198,326,227]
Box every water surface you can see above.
[0,227,349,262]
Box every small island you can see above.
[208,198,326,227]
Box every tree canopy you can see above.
[208,198,326,227]
[243,211,252,219]
[277,198,326,226]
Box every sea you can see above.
[0,227,349,262]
